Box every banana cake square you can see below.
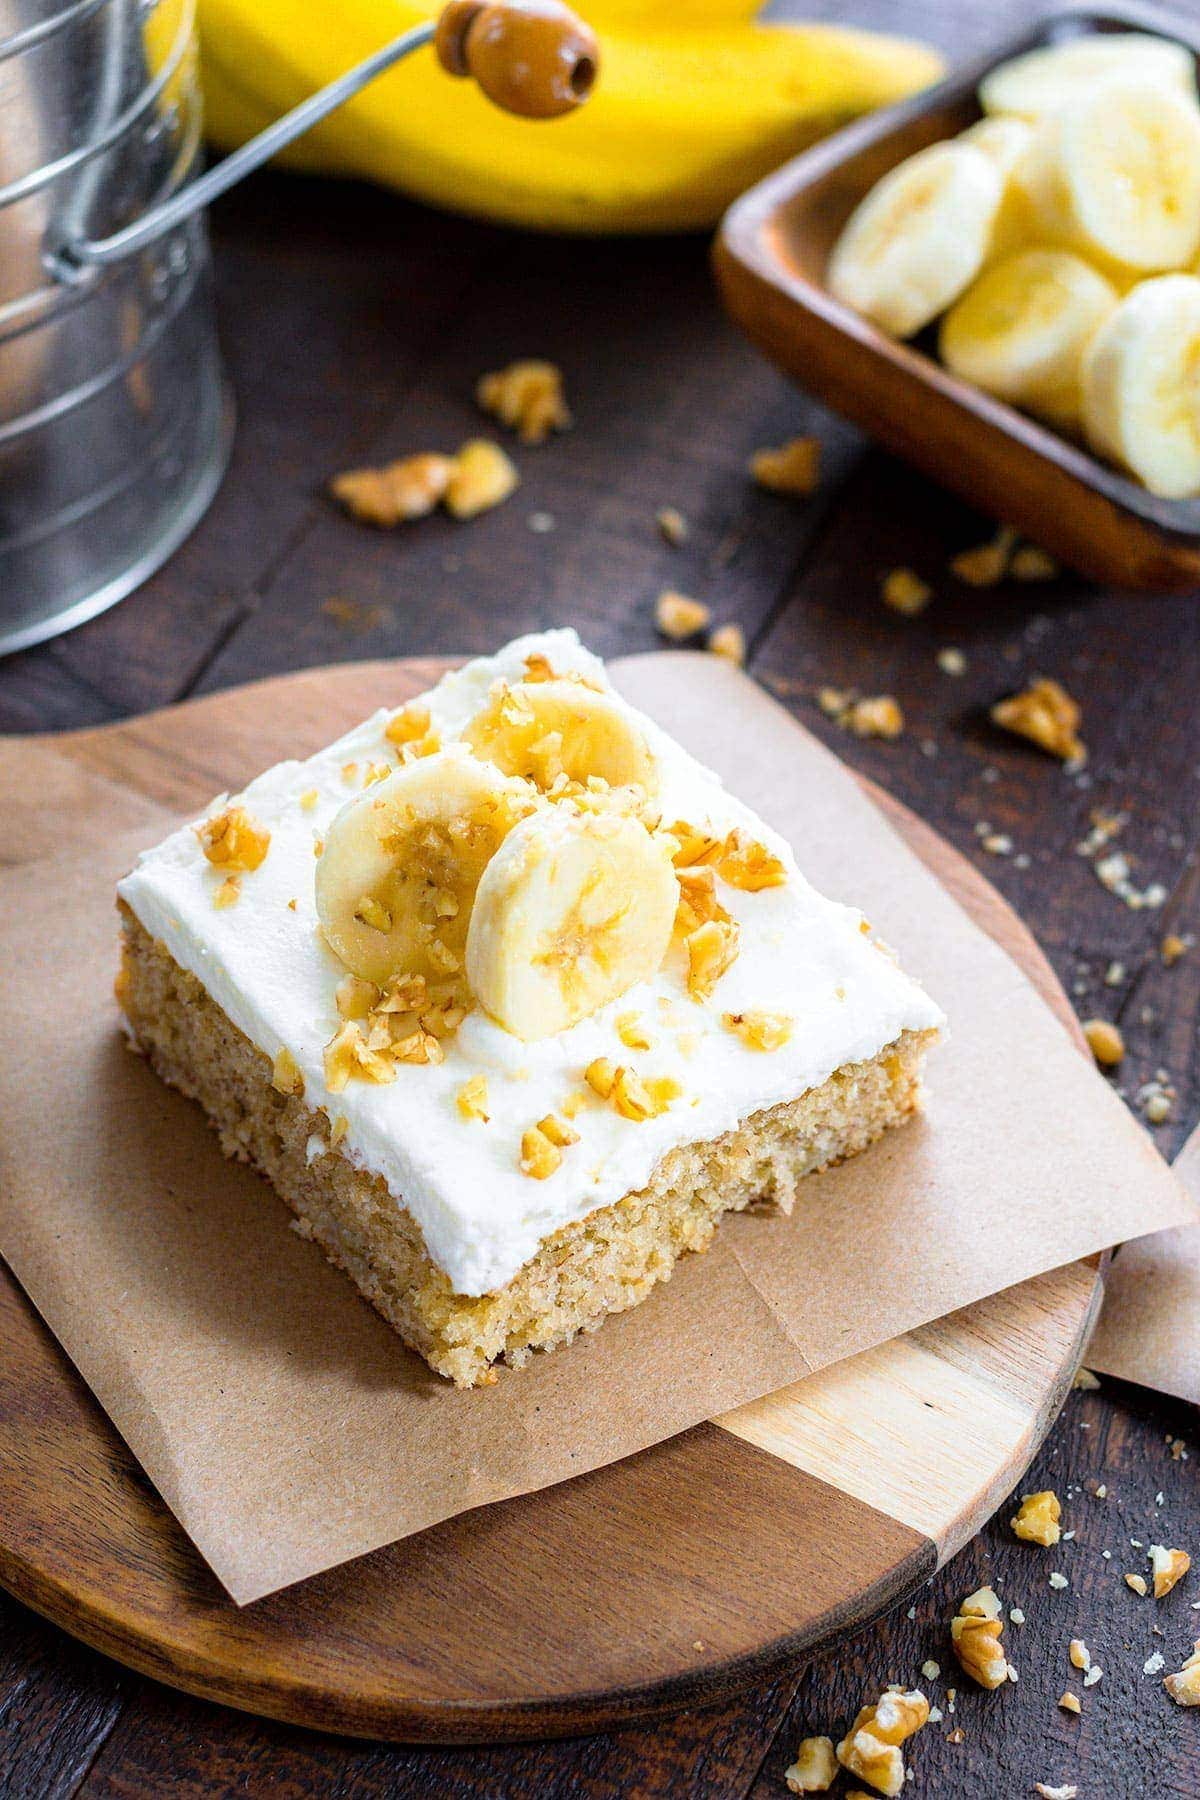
[116,630,943,1386]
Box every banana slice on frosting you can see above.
[462,678,660,797]
[315,750,532,988]
[466,807,677,1041]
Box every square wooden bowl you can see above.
[713,2,1200,591]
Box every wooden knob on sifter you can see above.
[435,0,598,119]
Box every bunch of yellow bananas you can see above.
[196,0,942,233]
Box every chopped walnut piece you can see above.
[520,1124,562,1179]
[1164,1639,1200,1705]
[271,1047,304,1097]
[656,506,689,546]
[476,359,570,444]
[675,865,727,935]
[1068,1638,1091,1671]
[331,453,454,526]
[1073,1366,1101,1390]
[1011,543,1058,582]
[213,875,240,909]
[1057,1690,1081,1715]
[655,590,711,640]
[951,1587,1009,1689]
[951,525,1015,587]
[1082,1017,1125,1066]
[521,652,557,684]
[818,685,851,718]
[785,1734,838,1793]
[1011,1489,1062,1547]
[384,703,434,751]
[584,1057,617,1099]
[1034,1786,1079,1800]
[991,678,1084,762]
[836,1689,929,1799]
[444,439,519,519]
[1149,1544,1191,1597]
[686,916,740,1001]
[847,696,904,739]
[456,1075,489,1122]
[881,567,932,616]
[718,828,787,891]
[1162,933,1188,966]
[668,820,724,868]
[723,1010,793,1051]
[538,1112,579,1148]
[324,1021,397,1092]
[387,1027,444,1066]
[708,622,746,666]
[1124,1572,1148,1596]
[354,894,393,933]
[616,1012,653,1051]
[751,437,821,497]
[611,1066,657,1122]
[196,803,271,872]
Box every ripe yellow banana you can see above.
[195,0,943,232]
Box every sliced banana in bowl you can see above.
[463,678,660,798]
[827,139,1004,338]
[978,30,1197,121]
[1082,274,1200,499]
[466,807,678,1042]
[315,750,534,989]
[940,248,1117,430]
[1018,80,1200,281]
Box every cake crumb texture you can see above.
[118,910,933,1388]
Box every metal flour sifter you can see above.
[0,0,597,655]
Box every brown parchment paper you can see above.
[0,655,1195,1603]
[1088,1122,1200,1405]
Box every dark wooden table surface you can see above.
[3,2,1199,1791]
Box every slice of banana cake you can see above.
[116,630,942,1387]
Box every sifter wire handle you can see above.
[51,0,597,276]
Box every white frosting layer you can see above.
[119,630,944,1295]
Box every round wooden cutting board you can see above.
[0,657,1101,1744]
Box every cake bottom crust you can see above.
[117,911,935,1387]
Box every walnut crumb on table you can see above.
[1149,1544,1191,1596]
[951,1587,1009,1689]
[654,590,710,640]
[784,1735,837,1793]
[881,567,932,615]
[475,359,570,444]
[836,1689,929,1798]
[445,439,520,519]
[1165,1640,1200,1704]
[708,622,745,665]
[656,506,688,545]
[950,525,1016,587]
[330,453,453,526]
[1011,1489,1062,1546]
[1083,1018,1125,1067]
[750,436,821,496]
[991,679,1085,762]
